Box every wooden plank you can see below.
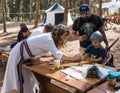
[23,62,92,93]
[0,53,8,62]
[87,87,105,93]
[0,51,9,62]
[47,81,75,93]
[97,81,115,93]
[5,89,19,93]
[51,79,76,93]
[33,72,76,93]
[22,57,117,93]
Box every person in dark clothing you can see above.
[102,17,108,30]
[10,23,31,49]
[71,4,109,53]
[84,31,106,64]
[81,31,113,67]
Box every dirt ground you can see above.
[0,21,120,91]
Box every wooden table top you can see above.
[88,81,120,93]
[22,57,117,93]
[87,87,105,93]
[97,81,116,93]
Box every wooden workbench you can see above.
[22,57,117,93]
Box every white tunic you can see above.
[1,33,63,93]
[29,27,44,38]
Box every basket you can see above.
[87,66,99,78]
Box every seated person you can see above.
[29,23,54,37]
[80,31,112,66]
[11,23,54,49]
[17,23,29,42]
[10,25,31,49]
[102,17,108,30]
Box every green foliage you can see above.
[5,0,82,22]
[8,0,21,19]
[22,0,30,12]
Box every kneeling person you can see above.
[81,31,107,65]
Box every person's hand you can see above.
[79,60,89,65]
[73,54,81,61]
[79,35,87,41]
[81,53,89,61]
[88,58,95,63]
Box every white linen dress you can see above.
[1,33,63,93]
[29,27,44,38]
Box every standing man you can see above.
[71,4,109,53]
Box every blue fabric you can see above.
[108,71,120,78]
[10,42,17,48]
[79,4,89,14]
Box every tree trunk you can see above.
[99,0,102,17]
[29,0,32,22]
[34,0,40,28]
[20,0,23,22]
[1,0,6,33]
[63,0,68,26]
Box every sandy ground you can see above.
[0,21,120,92]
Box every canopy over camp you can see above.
[44,2,73,26]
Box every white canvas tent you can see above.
[96,1,120,8]
[44,2,73,26]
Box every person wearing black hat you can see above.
[71,4,109,53]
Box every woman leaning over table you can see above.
[1,24,81,93]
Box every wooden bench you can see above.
[97,81,116,93]
[5,89,19,93]
[23,57,117,93]
[0,49,10,62]
[87,87,105,93]
[87,81,120,93]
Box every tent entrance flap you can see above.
[55,13,64,25]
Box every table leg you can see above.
[32,72,51,93]
[32,72,76,93]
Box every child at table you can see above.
[81,31,112,66]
